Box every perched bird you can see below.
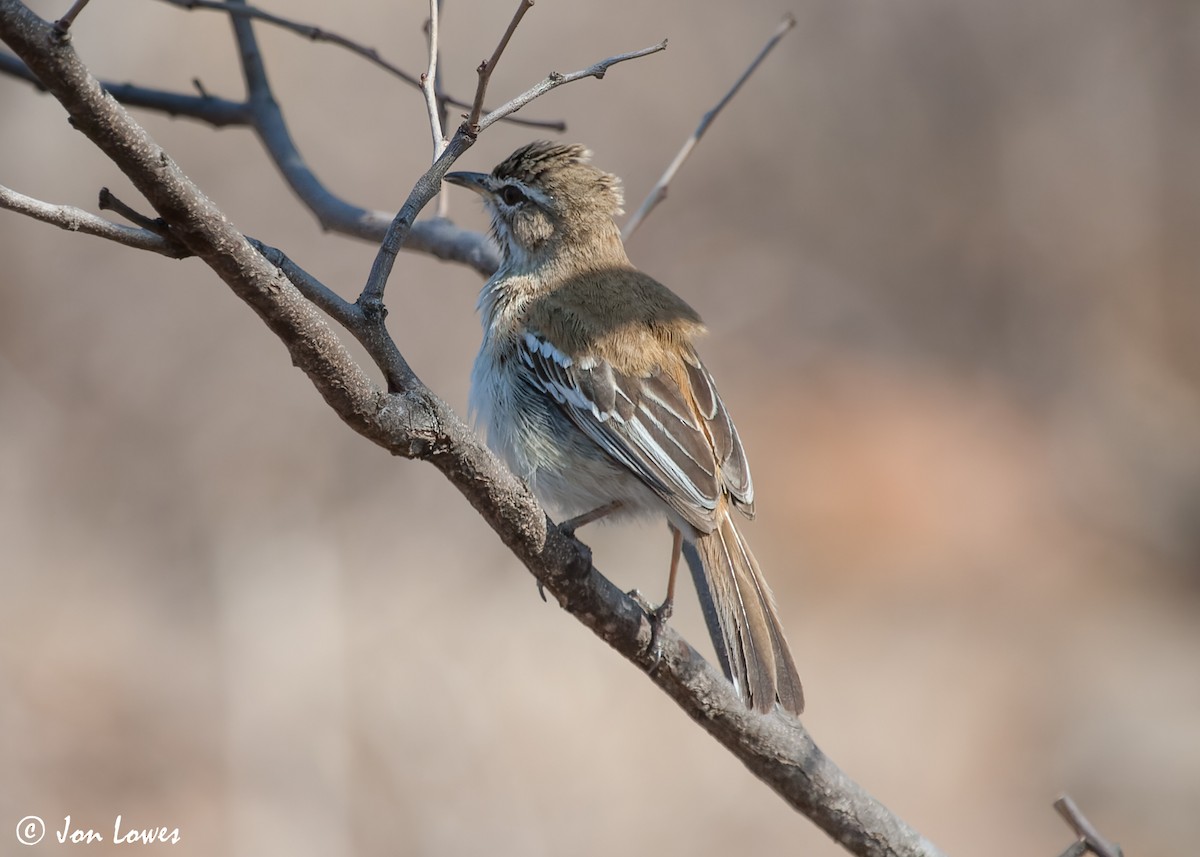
[445,142,803,714]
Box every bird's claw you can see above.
[642,595,674,673]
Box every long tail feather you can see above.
[692,514,804,714]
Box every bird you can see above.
[444,142,803,714]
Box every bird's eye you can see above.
[500,185,526,206]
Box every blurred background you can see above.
[2,1,1197,855]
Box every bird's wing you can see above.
[518,330,754,532]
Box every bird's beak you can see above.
[444,171,493,197]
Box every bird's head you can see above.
[445,142,626,271]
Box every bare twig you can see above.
[358,134,473,311]
[424,0,450,218]
[162,0,424,87]
[98,187,168,233]
[622,13,794,240]
[430,0,450,133]
[467,0,535,131]
[150,0,563,131]
[475,39,667,134]
[1054,795,1124,857]
[0,50,250,125]
[421,0,446,162]
[249,240,359,329]
[207,2,492,274]
[52,0,89,36]
[0,183,188,257]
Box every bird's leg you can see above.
[538,501,624,600]
[557,500,622,538]
[646,525,683,666]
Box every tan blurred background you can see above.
[2,1,1198,855]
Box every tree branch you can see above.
[474,39,667,133]
[0,7,518,276]
[421,0,446,162]
[0,49,250,125]
[0,183,188,257]
[1054,796,1124,857]
[0,3,958,855]
[150,0,564,131]
[212,0,498,275]
[425,0,451,218]
[52,0,88,35]
[623,13,795,240]
[467,0,534,131]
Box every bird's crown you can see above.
[491,142,624,217]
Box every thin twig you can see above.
[98,187,168,233]
[0,183,188,257]
[248,240,360,329]
[149,0,563,131]
[1054,795,1124,857]
[431,0,450,137]
[467,0,535,131]
[475,39,667,134]
[622,14,794,240]
[243,239,413,390]
[421,0,445,162]
[0,50,249,125]
[359,134,472,310]
[52,0,89,35]
[164,0,422,86]
[424,0,451,217]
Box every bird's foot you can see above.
[638,594,674,673]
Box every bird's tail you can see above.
[691,513,804,714]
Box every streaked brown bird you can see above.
[445,142,803,714]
